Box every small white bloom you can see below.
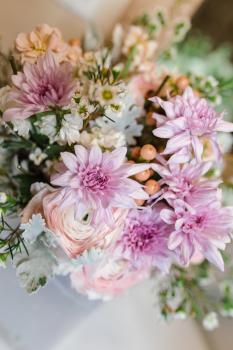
[36,115,57,143]
[71,96,95,120]
[93,94,143,146]
[29,148,47,165]
[202,312,219,331]
[20,214,46,243]
[90,81,125,109]
[0,192,7,203]
[57,114,83,145]
[12,119,31,139]
[79,125,126,150]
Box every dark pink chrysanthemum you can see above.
[160,200,233,271]
[150,87,233,163]
[50,145,150,226]
[3,51,76,121]
[115,205,174,272]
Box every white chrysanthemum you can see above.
[79,126,126,150]
[36,115,57,143]
[29,147,47,165]
[202,312,219,331]
[12,119,31,139]
[57,114,83,145]
[20,214,46,243]
[93,94,143,145]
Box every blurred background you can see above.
[0,1,232,349]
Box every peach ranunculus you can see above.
[42,189,128,258]
[21,185,128,259]
[15,24,82,64]
[71,258,150,300]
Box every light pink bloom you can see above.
[43,189,128,258]
[151,160,221,207]
[3,51,76,121]
[71,258,150,299]
[160,200,233,271]
[151,87,233,163]
[115,205,174,273]
[51,145,150,226]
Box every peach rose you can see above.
[71,258,150,299]
[42,189,128,258]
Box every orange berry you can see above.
[127,160,135,164]
[140,144,157,161]
[134,169,151,182]
[176,76,189,90]
[145,179,160,195]
[131,147,141,159]
[135,199,145,206]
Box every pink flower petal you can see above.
[60,152,78,171]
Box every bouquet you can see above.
[0,9,233,330]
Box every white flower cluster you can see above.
[36,113,83,145]
[80,94,143,149]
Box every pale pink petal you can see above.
[191,135,203,161]
[89,146,103,166]
[153,125,176,138]
[160,209,175,224]
[60,152,78,171]
[74,145,88,165]
[216,119,233,132]
[163,132,190,155]
[168,230,183,250]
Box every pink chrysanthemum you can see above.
[152,160,220,207]
[3,51,76,121]
[115,205,174,273]
[151,87,233,163]
[51,145,150,226]
[160,200,233,271]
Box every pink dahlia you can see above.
[51,145,150,226]
[160,200,233,271]
[151,160,220,207]
[3,51,76,121]
[151,87,233,163]
[115,205,174,273]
